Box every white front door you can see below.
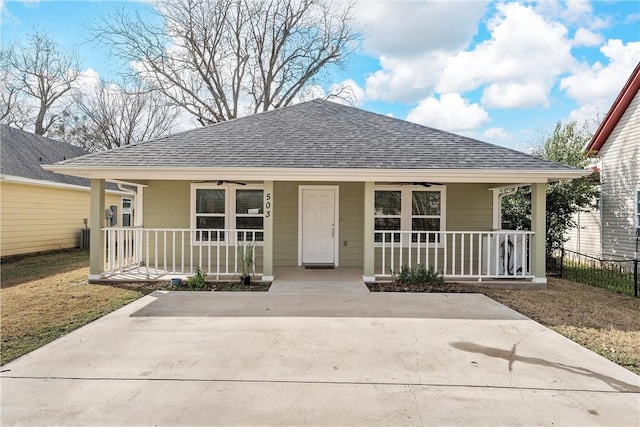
[300,187,337,265]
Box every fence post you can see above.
[634,258,638,298]
[560,246,565,278]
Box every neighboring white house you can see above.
[582,62,640,262]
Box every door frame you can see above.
[298,185,340,267]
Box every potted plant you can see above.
[237,242,254,286]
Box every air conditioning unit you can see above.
[481,234,526,276]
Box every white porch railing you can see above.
[375,231,534,280]
[102,227,263,279]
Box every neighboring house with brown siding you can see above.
[0,126,127,257]
[44,99,588,285]
[584,62,640,262]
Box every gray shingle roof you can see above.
[52,99,575,171]
[1,125,94,186]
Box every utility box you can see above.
[80,229,90,249]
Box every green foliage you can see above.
[501,121,599,253]
[237,243,254,277]
[187,266,207,289]
[394,264,445,286]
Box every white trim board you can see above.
[42,165,590,183]
[0,174,128,195]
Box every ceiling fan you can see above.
[389,182,443,187]
[194,180,247,186]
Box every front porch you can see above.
[87,179,549,284]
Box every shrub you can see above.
[394,264,444,286]
[187,266,207,289]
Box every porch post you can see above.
[262,180,274,281]
[363,181,375,282]
[531,182,547,284]
[89,179,106,280]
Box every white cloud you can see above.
[573,27,603,47]
[364,52,449,103]
[355,1,488,57]
[406,93,489,132]
[483,127,512,142]
[560,39,640,125]
[481,81,549,109]
[560,39,640,103]
[535,0,609,30]
[436,2,574,110]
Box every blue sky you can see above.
[2,0,639,152]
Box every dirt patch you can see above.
[103,281,271,293]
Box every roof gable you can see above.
[585,62,640,155]
[51,99,575,173]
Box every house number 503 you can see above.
[265,193,272,218]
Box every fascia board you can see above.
[42,165,590,183]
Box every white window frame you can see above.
[374,185,446,247]
[190,183,264,246]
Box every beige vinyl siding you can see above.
[0,181,120,257]
[599,89,640,260]
[446,183,494,231]
[564,209,601,258]
[142,181,191,228]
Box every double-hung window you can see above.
[192,184,264,244]
[374,186,445,245]
[411,191,441,242]
[374,190,402,242]
[235,189,264,242]
[195,188,226,241]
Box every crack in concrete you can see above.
[409,385,425,426]
[413,329,422,385]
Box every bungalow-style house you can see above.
[0,125,129,257]
[44,100,588,284]
[583,62,640,262]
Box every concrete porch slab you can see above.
[269,266,369,293]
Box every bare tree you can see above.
[92,0,359,125]
[54,79,179,152]
[0,31,80,135]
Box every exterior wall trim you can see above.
[43,166,589,183]
[0,174,128,195]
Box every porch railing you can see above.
[374,231,534,280]
[102,227,263,279]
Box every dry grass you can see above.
[481,277,640,374]
[1,249,91,287]
[1,255,142,365]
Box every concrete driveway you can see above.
[1,291,639,426]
